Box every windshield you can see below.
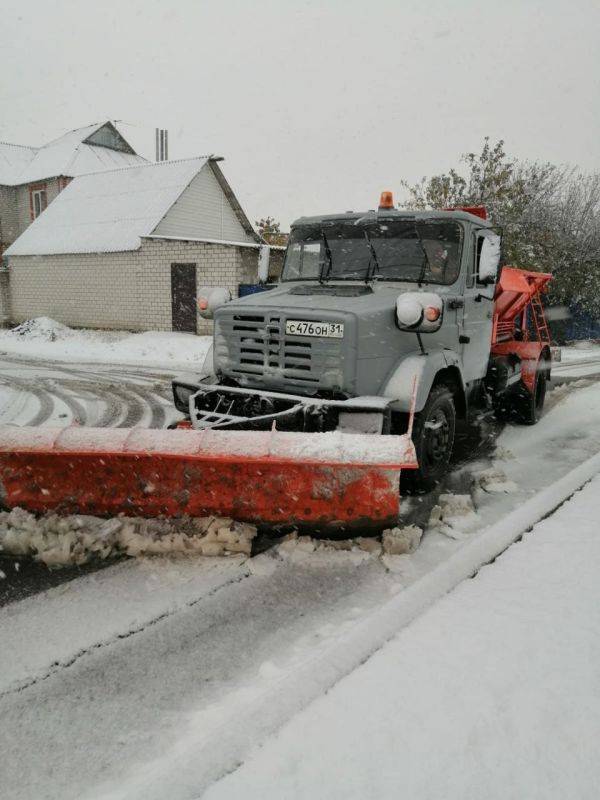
[282,219,463,285]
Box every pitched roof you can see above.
[5,157,211,256]
[0,142,37,184]
[0,122,147,186]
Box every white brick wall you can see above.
[0,186,19,248]
[6,239,259,333]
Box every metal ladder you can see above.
[529,291,551,343]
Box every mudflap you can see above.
[0,426,418,534]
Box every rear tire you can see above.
[517,370,547,425]
[405,385,456,493]
[494,361,548,426]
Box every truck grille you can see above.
[216,312,345,389]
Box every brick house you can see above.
[3,138,281,334]
[0,121,147,256]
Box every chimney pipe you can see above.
[155,129,170,162]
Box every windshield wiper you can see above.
[413,221,431,286]
[363,230,381,283]
[319,229,334,283]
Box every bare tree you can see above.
[402,139,600,319]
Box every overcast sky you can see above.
[2,0,599,228]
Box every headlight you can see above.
[197,286,232,319]
[396,295,424,328]
[395,292,443,333]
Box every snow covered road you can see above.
[1,378,600,799]
[0,354,181,429]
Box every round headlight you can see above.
[396,295,423,328]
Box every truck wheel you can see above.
[406,385,456,493]
[516,370,547,425]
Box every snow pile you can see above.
[11,316,73,341]
[428,493,480,539]
[0,508,256,566]
[275,533,374,563]
[274,527,423,561]
[0,317,212,369]
[473,466,518,494]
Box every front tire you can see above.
[406,385,456,493]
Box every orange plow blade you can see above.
[0,426,417,533]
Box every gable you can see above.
[4,157,209,256]
[84,123,135,154]
[2,122,145,185]
[151,163,257,243]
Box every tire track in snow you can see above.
[0,360,175,429]
[0,566,253,700]
[44,384,87,425]
[0,378,55,426]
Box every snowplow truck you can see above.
[0,195,551,534]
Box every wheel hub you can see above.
[424,409,450,465]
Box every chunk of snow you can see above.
[428,493,480,538]
[474,467,518,494]
[0,508,257,566]
[382,525,422,555]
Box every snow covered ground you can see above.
[204,474,600,800]
[561,339,600,361]
[0,377,599,800]
[0,353,181,428]
[0,317,212,371]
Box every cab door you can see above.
[459,231,498,383]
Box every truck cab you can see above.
[173,197,512,490]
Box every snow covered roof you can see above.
[0,142,37,184]
[5,157,212,256]
[0,122,147,186]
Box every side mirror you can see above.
[396,292,444,333]
[478,234,501,284]
[258,244,270,284]
[197,286,232,319]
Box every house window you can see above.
[30,187,47,219]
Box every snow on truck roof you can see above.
[292,208,493,227]
[4,157,214,256]
[0,121,147,186]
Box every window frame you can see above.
[29,184,48,220]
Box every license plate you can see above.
[285,320,344,338]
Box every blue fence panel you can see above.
[238,283,277,298]
[565,304,600,340]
